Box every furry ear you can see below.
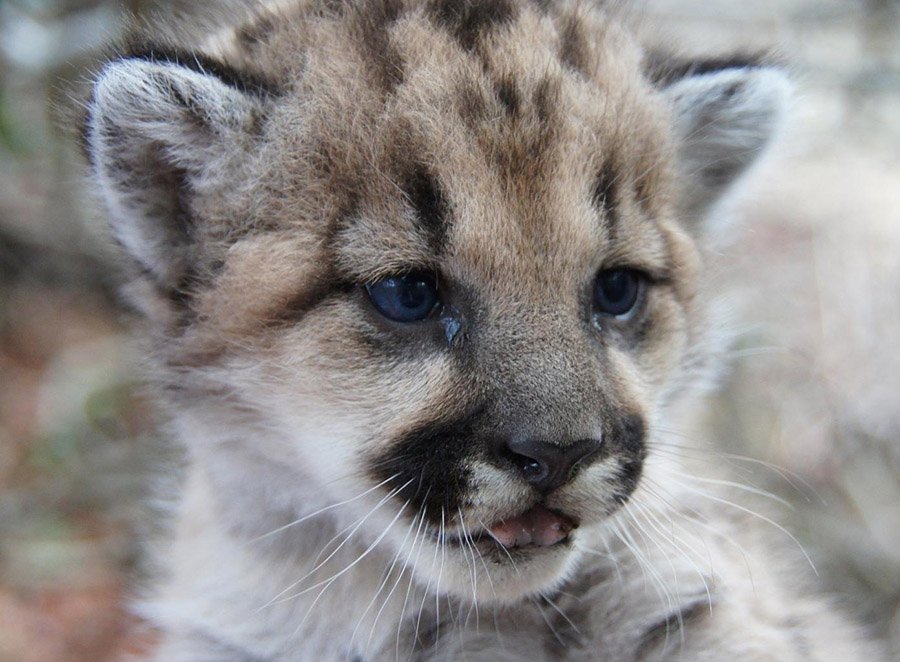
[660,61,791,227]
[84,50,270,288]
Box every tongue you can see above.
[488,505,575,549]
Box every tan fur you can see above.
[83,1,881,659]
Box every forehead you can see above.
[256,0,676,289]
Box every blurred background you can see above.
[0,0,897,659]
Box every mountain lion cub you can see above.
[83,0,878,659]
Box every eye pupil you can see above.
[366,273,439,322]
[398,279,430,309]
[594,269,641,317]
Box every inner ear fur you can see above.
[84,48,270,291]
[653,56,791,230]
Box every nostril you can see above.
[498,441,550,486]
[500,437,601,493]
[518,456,547,483]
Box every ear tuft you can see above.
[659,60,792,226]
[84,52,266,289]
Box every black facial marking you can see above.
[626,309,653,347]
[645,51,771,88]
[495,76,520,116]
[607,413,646,503]
[616,414,646,455]
[404,167,450,253]
[593,162,619,227]
[490,75,559,178]
[368,406,488,525]
[355,0,406,93]
[558,12,590,76]
[429,0,518,52]
[118,43,279,97]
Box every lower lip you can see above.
[436,531,574,554]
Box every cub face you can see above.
[84,0,788,603]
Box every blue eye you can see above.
[365,272,440,322]
[594,269,642,317]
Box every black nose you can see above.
[502,437,602,493]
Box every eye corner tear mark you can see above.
[440,305,465,347]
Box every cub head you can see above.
[84,0,788,603]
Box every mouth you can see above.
[438,504,579,551]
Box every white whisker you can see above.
[260,478,414,610]
[667,478,817,575]
[249,473,401,543]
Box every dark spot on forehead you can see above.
[487,76,562,188]
[495,76,520,116]
[359,0,406,31]
[403,166,451,254]
[593,162,619,229]
[558,12,590,76]
[353,0,407,93]
[428,0,518,52]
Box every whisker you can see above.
[289,499,412,640]
[434,509,446,648]
[540,592,582,638]
[260,478,414,609]
[250,473,401,543]
[662,469,795,511]
[365,507,430,658]
[623,508,686,649]
[530,595,567,648]
[648,426,823,504]
[630,500,713,615]
[457,507,480,634]
[667,478,818,575]
[411,511,442,655]
[278,493,413,608]
[641,476,757,592]
[351,509,422,653]
[617,518,676,615]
